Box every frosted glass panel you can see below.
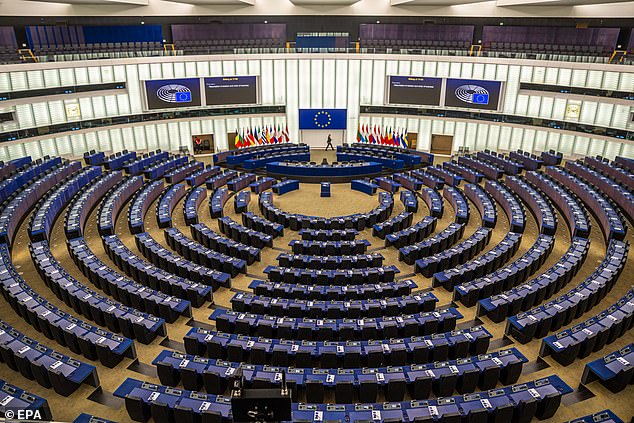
[10,72,27,90]
[48,100,65,124]
[475,124,489,151]
[24,140,41,160]
[323,59,336,109]
[558,134,575,155]
[611,104,630,129]
[133,126,147,151]
[449,62,461,78]
[15,105,34,129]
[460,63,473,79]
[84,132,99,152]
[88,67,102,84]
[298,60,311,109]
[261,60,274,105]
[534,131,547,153]
[43,69,60,87]
[557,68,572,86]
[32,102,50,126]
[544,67,558,85]
[509,128,524,151]
[571,69,587,87]
[371,60,386,105]
[617,72,633,92]
[526,96,541,117]
[586,70,603,89]
[552,98,567,121]
[335,60,348,109]
[595,103,614,127]
[572,136,590,156]
[522,129,535,152]
[273,60,287,105]
[579,101,597,125]
[0,73,10,91]
[78,97,94,119]
[27,71,44,89]
[539,97,554,119]
[56,136,72,156]
[310,59,323,108]
[110,128,124,152]
[602,71,619,90]
[91,97,107,118]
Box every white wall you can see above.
[0,53,632,161]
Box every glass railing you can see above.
[20,46,630,66]
[0,105,285,143]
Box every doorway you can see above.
[431,134,453,155]
[193,134,214,154]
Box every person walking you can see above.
[325,134,334,151]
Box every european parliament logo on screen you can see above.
[145,78,202,110]
[444,79,502,111]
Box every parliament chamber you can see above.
[0,2,633,423]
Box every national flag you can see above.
[249,128,256,146]
[368,125,375,144]
[283,125,290,142]
[235,131,243,148]
[265,126,272,144]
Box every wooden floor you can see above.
[0,150,632,422]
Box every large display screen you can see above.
[204,76,258,106]
[388,76,442,106]
[145,78,202,110]
[444,78,502,111]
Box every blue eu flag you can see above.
[299,109,347,130]
[175,92,192,103]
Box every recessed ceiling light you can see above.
[499,22,504,25]
[264,20,268,23]
[141,21,145,25]
[376,20,380,24]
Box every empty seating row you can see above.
[565,410,624,423]
[415,227,492,277]
[581,343,633,393]
[67,237,191,323]
[277,252,383,270]
[434,231,524,291]
[393,173,423,191]
[124,150,168,176]
[143,155,188,180]
[73,413,116,423]
[484,180,526,233]
[231,291,437,319]
[128,180,164,234]
[566,161,634,223]
[30,239,166,344]
[0,160,80,247]
[351,178,378,195]
[156,183,187,228]
[164,227,246,277]
[228,145,308,166]
[263,265,400,285]
[259,190,394,230]
[337,152,404,170]
[82,151,104,166]
[249,176,276,194]
[477,237,590,322]
[299,228,357,241]
[477,151,524,175]
[205,169,238,190]
[0,245,136,368]
[242,211,283,237]
[0,156,62,205]
[410,170,443,190]
[233,190,250,213]
[183,186,206,226]
[135,232,231,290]
[506,239,629,344]
[289,239,370,255]
[400,190,418,213]
[339,145,422,166]
[373,211,413,239]
[212,307,461,340]
[29,166,102,242]
[184,165,220,187]
[164,161,204,184]
[0,379,52,421]
[374,176,401,193]
[0,319,99,395]
[614,155,634,173]
[385,216,437,248]
[226,173,256,192]
[505,175,557,235]
[104,150,136,171]
[459,155,503,180]
[443,186,470,224]
[584,155,634,192]
[153,347,527,399]
[419,187,444,218]
[97,176,144,236]
[249,279,416,301]
[272,179,299,195]
[540,150,563,166]
[509,150,543,171]
[427,165,463,187]
[463,183,497,228]
[546,166,626,242]
[101,234,212,307]
[399,222,466,265]
[184,326,492,366]
[209,187,230,218]
[190,223,261,264]
[244,152,311,169]
[443,160,483,184]
[525,170,590,238]
[540,287,634,365]
[114,375,569,423]
[218,216,273,248]
[64,171,123,240]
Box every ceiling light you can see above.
[499,22,504,25]
[376,20,380,24]
[141,21,145,25]
[264,20,268,23]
